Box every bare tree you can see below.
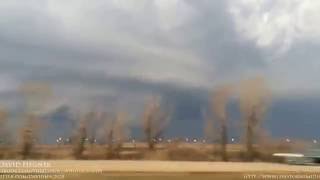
[20,114,41,159]
[19,82,52,147]
[143,96,170,150]
[203,108,220,159]
[105,111,128,159]
[239,77,270,161]
[210,85,233,161]
[72,119,87,159]
[72,110,103,153]
[85,111,99,146]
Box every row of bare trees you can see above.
[206,77,270,161]
[71,96,170,159]
[71,110,128,159]
[98,76,269,161]
[0,77,270,160]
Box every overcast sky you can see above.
[0,0,320,115]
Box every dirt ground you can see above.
[2,160,320,179]
[66,173,320,180]
[44,160,320,172]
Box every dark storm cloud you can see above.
[1,1,266,75]
[0,0,268,111]
[1,0,320,138]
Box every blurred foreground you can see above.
[1,160,320,180]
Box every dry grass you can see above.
[0,142,296,163]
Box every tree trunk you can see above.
[246,109,257,161]
[246,123,254,161]
[147,130,155,150]
[221,123,228,161]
